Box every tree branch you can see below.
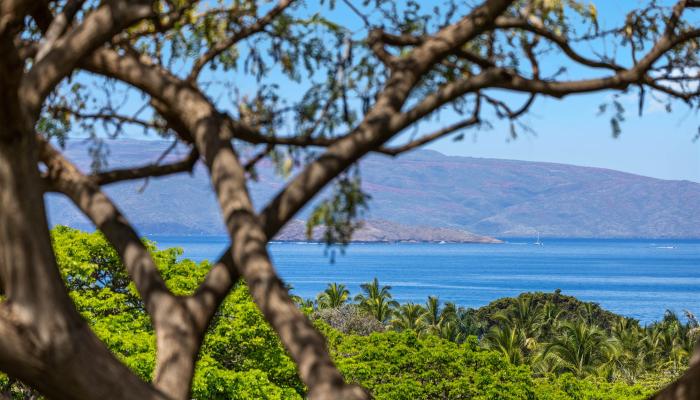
[39,137,174,318]
[35,0,86,61]
[259,0,516,240]
[378,104,481,156]
[187,0,294,81]
[244,144,274,172]
[81,44,369,400]
[38,138,206,399]
[368,29,398,67]
[483,93,536,119]
[493,17,625,72]
[91,149,199,185]
[20,0,154,118]
[54,107,167,131]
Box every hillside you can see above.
[45,139,700,238]
[276,219,502,243]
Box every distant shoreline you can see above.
[142,234,700,242]
[268,239,503,244]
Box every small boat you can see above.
[534,232,543,246]
[438,240,446,244]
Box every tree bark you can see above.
[0,134,166,400]
[81,47,368,399]
[651,348,700,400]
[40,139,214,400]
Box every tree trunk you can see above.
[0,108,166,400]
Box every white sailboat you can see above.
[534,231,543,246]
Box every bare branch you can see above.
[643,76,700,103]
[368,29,398,67]
[377,31,495,69]
[379,103,481,156]
[55,107,167,131]
[91,148,199,185]
[484,93,536,119]
[244,144,273,172]
[493,17,625,72]
[377,31,423,46]
[190,250,240,324]
[340,0,371,28]
[38,137,215,399]
[391,69,507,134]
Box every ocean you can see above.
[147,236,700,324]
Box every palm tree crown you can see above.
[354,278,398,323]
[316,282,350,309]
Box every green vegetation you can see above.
[2,227,695,399]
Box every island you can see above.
[274,219,503,244]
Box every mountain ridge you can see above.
[45,139,700,239]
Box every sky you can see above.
[306,0,700,182]
[72,0,700,183]
[405,1,700,183]
[427,90,700,183]
[235,0,699,183]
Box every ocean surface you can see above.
[147,236,700,324]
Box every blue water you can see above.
[147,236,700,324]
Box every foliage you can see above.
[474,291,622,335]
[313,304,385,335]
[13,227,692,399]
[306,171,371,247]
[316,282,351,309]
[354,278,399,323]
[329,331,656,400]
[6,0,700,397]
[331,331,537,400]
[51,227,302,399]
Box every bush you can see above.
[313,304,386,335]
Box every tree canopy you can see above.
[3,227,690,399]
[0,1,698,399]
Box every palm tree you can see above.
[655,312,681,361]
[420,296,455,335]
[684,309,700,344]
[285,283,311,309]
[608,317,646,383]
[390,303,425,332]
[484,323,526,365]
[298,298,315,309]
[578,302,598,326]
[451,307,481,343]
[650,310,698,373]
[539,301,562,340]
[354,278,398,323]
[439,321,461,342]
[316,282,350,309]
[544,321,614,377]
[495,296,543,352]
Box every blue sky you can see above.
[233,0,698,183]
[428,89,699,183]
[311,0,699,182]
[408,1,699,183]
[74,0,699,183]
